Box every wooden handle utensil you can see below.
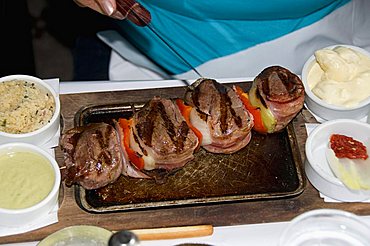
[130,225,213,240]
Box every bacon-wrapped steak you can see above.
[246,66,305,133]
[60,123,123,190]
[58,66,304,189]
[117,96,199,179]
[184,78,254,154]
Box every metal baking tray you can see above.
[74,102,305,213]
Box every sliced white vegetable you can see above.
[129,127,155,170]
[326,139,370,190]
[189,108,212,145]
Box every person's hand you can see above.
[74,0,151,26]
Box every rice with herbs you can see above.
[0,80,55,134]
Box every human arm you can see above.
[74,0,151,26]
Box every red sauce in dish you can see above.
[330,134,368,160]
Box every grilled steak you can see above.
[128,96,199,173]
[251,66,305,132]
[185,78,254,154]
[60,123,123,190]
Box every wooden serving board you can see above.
[2,82,370,244]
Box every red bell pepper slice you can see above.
[234,86,267,133]
[118,118,145,170]
[175,98,202,149]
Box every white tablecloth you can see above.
[3,216,370,246]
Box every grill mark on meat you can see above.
[157,101,189,153]
[190,79,213,121]
[101,128,113,168]
[260,66,304,102]
[219,93,228,133]
[192,84,201,109]
[97,129,111,168]
[136,100,190,153]
[228,97,242,128]
[82,128,112,176]
[213,80,242,133]
[85,129,112,176]
[222,93,243,131]
[177,121,190,153]
[278,71,300,95]
[157,102,176,143]
[137,109,155,147]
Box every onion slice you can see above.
[326,139,370,190]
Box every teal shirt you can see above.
[115,0,350,74]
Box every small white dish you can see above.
[279,209,370,246]
[0,143,61,227]
[301,44,370,121]
[37,225,112,246]
[0,75,60,146]
[305,119,370,202]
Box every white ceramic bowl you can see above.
[305,119,370,202]
[0,75,60,146]
[38,225,113,246]
[279,209,370,246]
[0,143,61,227]
[301,44,370,121]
